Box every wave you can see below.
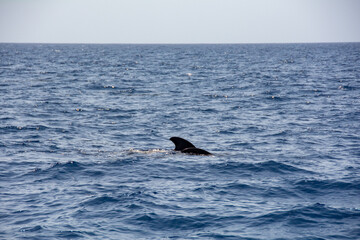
[294,179,360,194]
[194,181,300,200]
[26,160,83,173]
[55,230,96,239]
[48,160,84,172]
[23,161,86,182]
[194,181,256,197]
[80,190,157,210]
[18,225,43,233]
[128,212,245,232]
[210,160,312,175]
[0,124,49,133]
[127,148,170,155]
[252,203,360,227]
[82,195,118,206]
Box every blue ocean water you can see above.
[0,43,359,240]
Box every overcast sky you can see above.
[1,0,359,44]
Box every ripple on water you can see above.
[1,43,359,240]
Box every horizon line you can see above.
[1,41,359,45]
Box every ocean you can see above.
[0,43,359,239]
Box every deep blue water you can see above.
[0,43,360,240]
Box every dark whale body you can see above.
[170,137,212,156]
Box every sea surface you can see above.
[0,43,359,240]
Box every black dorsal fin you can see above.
[170,137,196,151]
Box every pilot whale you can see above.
[170,137,212,155]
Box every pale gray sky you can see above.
[1,0,359,43]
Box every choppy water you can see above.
[0,43,359,240]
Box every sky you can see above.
[0,0,360,44]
